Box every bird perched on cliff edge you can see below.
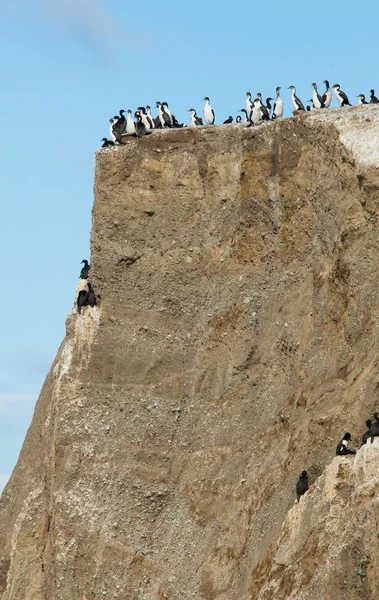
[223,116,233,124]
[311,83,324,109]
[288,86,305,112]
[188,109,203,127]
[87,282,97,307]
[367,413,379,443]
[100,138,115,148]
[77,290,89,314]
[272,87,284,119]
[296,471,309,502]
[336,432,356,455]
[80,259,90,279]
[203,97,215,125]
[361,419,373,446]
[332,84,351,106]
[134,111,147,138]
[357,94,368,105]
[321,80,332,108]
[370,89,379,104]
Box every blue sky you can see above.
[0,0,378,493]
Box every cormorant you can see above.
[321,80,332,108]
[223,116,233,124]
[188,109,203,126]
[370,89,379,104]
[80,259,90,279]
[361,419,372,446]
[368,413,379,443]
[272,87,284,119]
[288,86,305,111]
[134,111,147,138]
[203,97,215,125]
[100,138,115,148]
[336,432,356,455]
[296,471,309,502]
[77,290,89,314]
[87,282,97,307]
[332,84,351,106]
[357,94,368,105]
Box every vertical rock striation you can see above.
[2,105,379,599]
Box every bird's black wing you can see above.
[295,95,305,111]
[211,108,215,124]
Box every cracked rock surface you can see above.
[2,106,379,599]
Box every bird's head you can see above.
[203,96,210,102]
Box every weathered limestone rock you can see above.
[2,105,379,599]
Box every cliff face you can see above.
[2,105,379,600]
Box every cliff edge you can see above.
[1,105,379,599]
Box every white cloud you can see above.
[0,474,10,494]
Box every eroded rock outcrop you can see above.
[1,105,379,599]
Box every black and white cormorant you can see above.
[100,138,115,148]
[332,84,351,106]
[138,107,153,129]
[288,86,305,111]
[336,432,356,455]
[239,108,249,123]
[248,99,262,125]
[357,94,368,105]
[162,102,175,126]
[188,109,203,126]
[321,80,332,108]
[257,93,269,120]
[134,111,147,138]
[236,115,242,123]
[370,89,379,104]
[296,471,308,502]
[265,98,274,119]
[203,97,215,125]
[113,109,126,135]
[223,116,233,124]
[126,109,136,134]
[80,259,90,280]
[245,92,253,118]
[146,106,155,128]
[311,82,324,109]
[272,87,284,119]
[156,102,171,128]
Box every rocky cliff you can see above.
[2,105,379,600]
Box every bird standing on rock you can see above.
[126,109,136,134]
[332,84,351,106]
[134,111,147,138]
[336,432,356,455]
[77,290,89,314]
[272,87,284,119]
[288,86,305,111]
[370,89,379,103]
[223,116,233,124]
[188,109,203,126]
[321,80,332,108]
[357,94,368,105]
[80,259,90,279]
[311,82,324,108]
[87,282,97,307]
[203,97,215,125]
[100,138,115,148]
[296,471,309,502]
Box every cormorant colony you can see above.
[100,82,379,147]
